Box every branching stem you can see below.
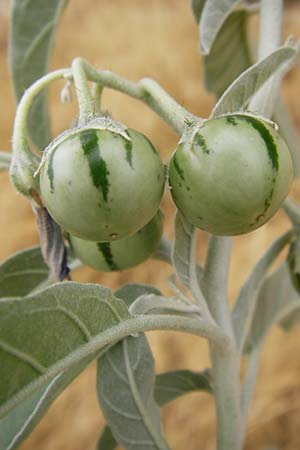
[203,236,242,450]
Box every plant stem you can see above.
[203,236,242,450]
[92,82,104,114]
[283,197,300,227]
[241,346,261,429]
[1,312,231,418]
[249,0,283,118]
[71,58,96,125]
[11,68,71,196]
[81,60,196,134]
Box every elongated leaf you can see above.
[115,283,161,308]
[0,247,48,298]
[280,308,300,331]
[0,352,97,450]
[129,294,201,316]
[0,282,130,417]
[9,0,68,148]
[0,281,221,419]
[203,11,251,98]
[172,212,199,290]
[232,231,293,351]
[0,152,11,172]
[97,335,170,450]
[154,369,213,404]
[97,369,212,450]
[245,263,300,352]
[212,45,298,117]
[200,0,241,54]
[191,0,207,22]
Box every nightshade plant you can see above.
[1,1,300,449]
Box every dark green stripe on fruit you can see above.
[97,242,118,270]
[80,130,110,202]
[172,152,185,181]
[47,147,57,193]
[194,133,210,154]
[123,137,133,168]
[237,115,279,171]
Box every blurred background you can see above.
[1,1,300,449]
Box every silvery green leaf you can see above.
[232,231,293,351]
[0,282,130,417]
[0,152,11,172]
[115,283,161,308]
[0,247,48,298]
[212,45,298,117]
[171,212,199,290]
[245,263,300,352]
[9,0,68,148]
[97,368,212,450]
[0,352,96,450]
[203,11,251,98]
[191,0,207,22]
[200,0,242,55]
[273,96,300,177]
[287,238,300,292]
[97,335,170,450]
[154,369,213,404]
[280,309,300,331]
[129,294,201,316]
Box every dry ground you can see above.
[1,1,300,449]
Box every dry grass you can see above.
[1,1,300,449]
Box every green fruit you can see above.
[169,113,293,236]
[39,118,165,241]
[69,210,164,271]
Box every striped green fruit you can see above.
[69,209,164,271]
[169,113,293,236]
[38,118,165,241]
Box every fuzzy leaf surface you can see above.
[203,11,251,98]
[0,247,48,298]
[115,283,161,308]
[129,294,201,317]
[0,353,95,450]
[97,335,170,450]
[232,231,292,351]
[245,263,300,352]
[212,45,298,117]
[0,282,130,417]
[172,212,197,290]
[9,0,67,148]
[97,369,212,450]
[200,0,242,54]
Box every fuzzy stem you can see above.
[283,197,300,227]
[80,60,196,134]
[10,68,71,196]
[92,82,104,114]
[249,0,283,118]
[203,236,242,450]
[1,312,232,418]
[71,58,96,125]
